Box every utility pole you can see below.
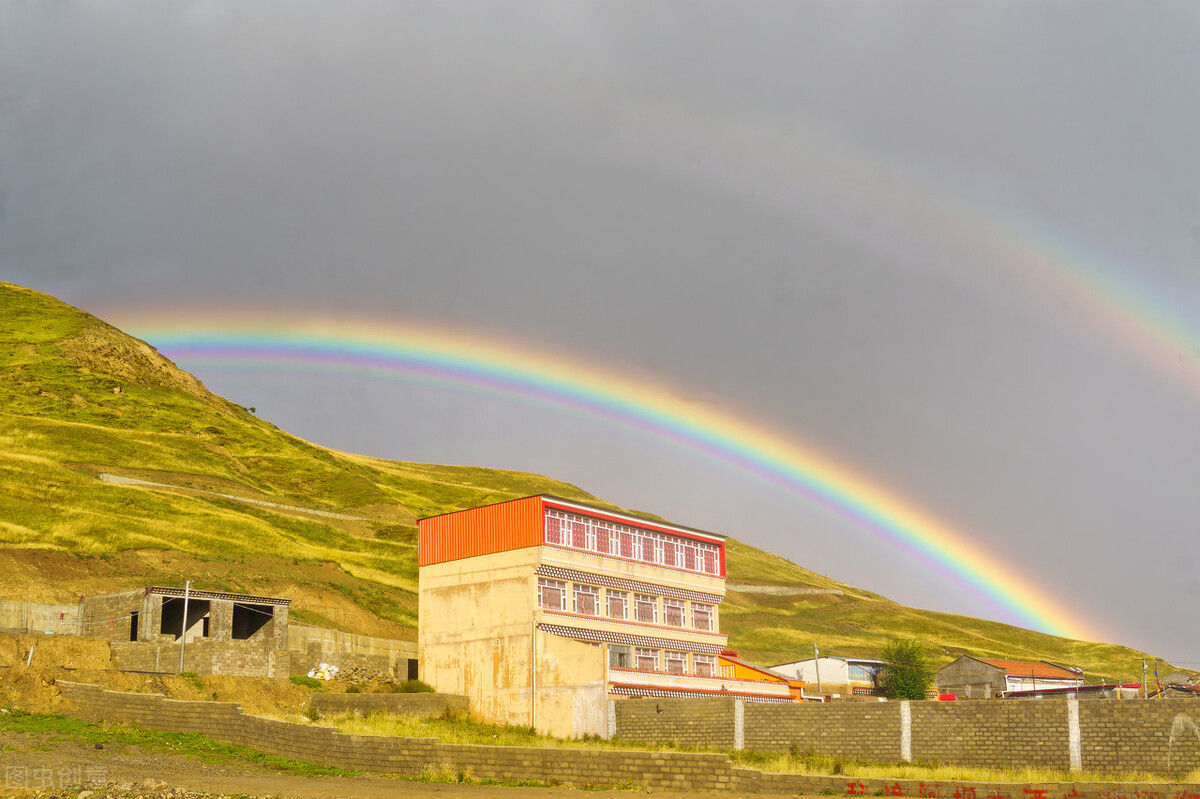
[813,642,823,695]
[178,580,192,673]
[1142,659,1147,699]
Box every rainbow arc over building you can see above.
[118,310,1095,642]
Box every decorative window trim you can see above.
[608,684,793,703]
[544,508,721,576]
[538,623,725,654]
[534,565,722,605]
[537,577,566,612]
[573,584,600,616]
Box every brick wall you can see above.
[615,696,1200,777]
[312,691,469,717]
[57,681,1200,797]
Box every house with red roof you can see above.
[935,655,1082,699]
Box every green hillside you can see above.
[0,282,1156,680]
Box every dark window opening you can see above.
[160,597,211,640]
[407,658,419,681]
[231,603,272,640]
[129,611,139,642]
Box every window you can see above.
[573,584,599,616]
[702,548,717,575]
[692,603,713,631]
[545,516,562,545]
[595,522,611,554]
[571,521,587,549]
[609,645,632,669]
[683,543,697,571]
[663,598,684,627]
[635,648,658,671]
[663,539,677,567]
[606,590,627,620]
[639,533,656,563]
[619,530,634,558]
[665,651,687,674]
[694,654,716,677]
[635,594,657,624]
[538,578,566,611]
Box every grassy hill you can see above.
[0,282,1157,680]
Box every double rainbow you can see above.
[118,311,1094,641]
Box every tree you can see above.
[879,639,933,700]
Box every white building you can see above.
[771,656,885,696]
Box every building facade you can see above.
[770,656,885,697]
[935,655,1083,698]
[418,495,795,738]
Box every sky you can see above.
[3,1,1199,666]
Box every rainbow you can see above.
[115,310,1094,641]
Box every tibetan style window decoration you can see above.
[665,650,687,674]
[573,583,599,616]
[663,597,685,627]
[693,654,716,677]
[635,647,658,671]
[537,577,566,611]
[606,589,627,620]
[543,508,721,576]
[692,602,713,631]
[635,594,657,624]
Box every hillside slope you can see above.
[0,282,1155,679]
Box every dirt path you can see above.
[0,726,811,798]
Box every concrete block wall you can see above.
[109,639,292,677]
[57,681,1200,797]
[0,600,80,636]
[614,696,1200,777]
[746,701,903,761]
[909,700,1071,770]
[613,697,738,749]
[311,691,469,717]
[290,645,390,679]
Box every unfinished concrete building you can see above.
[80,586,291,676]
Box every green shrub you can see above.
[392,679,434,693]
[179,671,204,690]
[289,675,324,691]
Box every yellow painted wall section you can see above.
[419,548,543,728]
[534,631,607,739]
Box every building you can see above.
[770,656,885,697]
[935,655,1083,698]
[80,586,292,676]
[418,495,796,738]
[75,586,416,679]
[719,650,808,700]
[1005,683,1140,700]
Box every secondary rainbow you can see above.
[117,310,1094,641]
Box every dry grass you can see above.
[731,748,1190,783]
[320,711,1196,784]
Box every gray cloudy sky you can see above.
[4,1,1200,665]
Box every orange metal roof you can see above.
[418,494,727,569]
[978,659,1080,680]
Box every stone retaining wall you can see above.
[57,681,1200,796]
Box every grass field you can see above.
[0,281,1161,678]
